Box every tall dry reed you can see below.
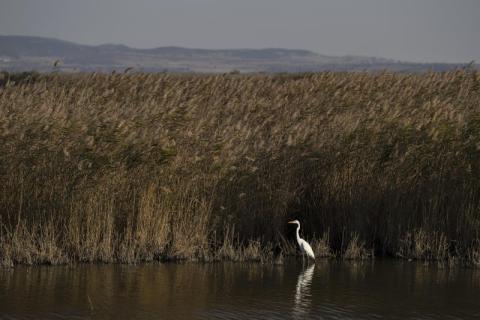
[1,71,480,266]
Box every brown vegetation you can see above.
[1,71,480,266]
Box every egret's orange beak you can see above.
[288,221,295,224]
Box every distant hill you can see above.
[0,35,473,73]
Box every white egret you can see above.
[288,220,315,262]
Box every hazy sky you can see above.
[0,0,479,63]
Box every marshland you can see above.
[1,70,480,267]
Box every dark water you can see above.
[1,260,479,320]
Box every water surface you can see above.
[1,260,479,319]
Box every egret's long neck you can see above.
[296,224,301,244]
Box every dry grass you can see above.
[311,231,334,258]
[343,233,372,260]
[1,70,480,266]
[397,229,449,261]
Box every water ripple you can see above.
[1,260,479,320]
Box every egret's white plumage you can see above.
[288,220,315,261]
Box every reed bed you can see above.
[1,71,480,266]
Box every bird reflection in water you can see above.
[293,264,315,319]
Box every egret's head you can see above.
[288,220,300,225]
